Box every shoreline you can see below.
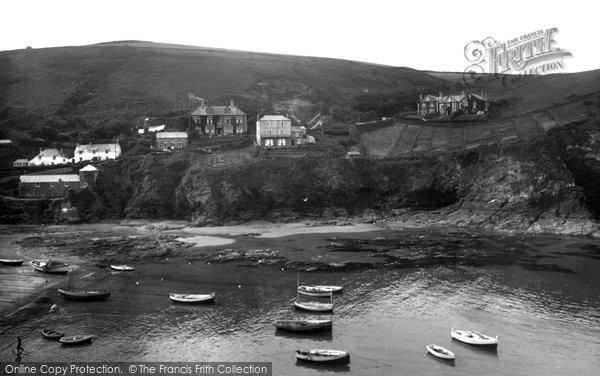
[1,217,597,322]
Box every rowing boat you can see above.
[59,335,94,345]
[426,344,455,360]
[0,259,23,266]
[29,259,69,273]
[295,349,349,363]
[451,328,498,348]
[275,319,333,332]
[298,285,343,297]
[42,329,65,339]
[58,289,111,301]
[169,293,215,304]
[293,301,333,312]
[110,264,135,271]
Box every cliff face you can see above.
[3,122,598,236]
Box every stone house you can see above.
[156,131,188,150]
[418,91,489,117]
[18,165,98,198]
[191,99,247,136]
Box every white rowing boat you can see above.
[451,328,498,348]
[295,349,349,363]
[29,259,69,273]
[110,264,135,271]
[298,285,343,297]
[169,292,215,304]
[426,344,455,360]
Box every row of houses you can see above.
[13,143,122,168]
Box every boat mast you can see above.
[296,270,299,302]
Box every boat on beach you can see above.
[59,335,94,345]
[29,259,69,273]
[451,328,498,348]
[295,349,350,363]
[58,288,111,301]
[0,258,23,266]
[426,344,455,360]
[275,319,333,332]
[110,264,135,271]
[298,285,343,297]
[293,300,333,312]
[169,292,216,304]
[42,329,65,339]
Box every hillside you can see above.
[0,41,448,136]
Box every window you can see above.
[79,150,83,155]
[225,116,231,125]
[265,139,273,146]
[278,129,283,135]
[266,129,271,136]
[65,182,69,187]
[277,139,286,146]
[207,116,213,124]
[105,149,109,153]
[236,117,243,124]
[53,156,56,160]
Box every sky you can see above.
[0,0,596,73]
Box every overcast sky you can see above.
[0,0,596,73]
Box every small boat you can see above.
[41,329,65,339]
[59,335,94,345]
[293,301,333,312]
[110,264,135,271]
[451,328,498,348]
[30,259,69,274]
[169,293,215,304]
[295,349,350,364]
[426,344,455,360]
[298,285,343,297]
[58,289,111,301]
[275,319,333,332]
[0,258,23,266]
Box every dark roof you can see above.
[191,105,246,116]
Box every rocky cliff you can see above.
[2,122,598,236]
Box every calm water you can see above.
[1,230,599,375]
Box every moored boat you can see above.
[293,300,333,312]
[42,329,65,340]
[110,264,135,271]
[58,288,111,301]
[59,335,94,345]
[30,259,69,273]
[295,349,350,363]
[451,328,498,348]
[0,258,23,266]
[426,344,455,360]
[275,319,333,332]
[169,292,215,304]
[298,285,343,297]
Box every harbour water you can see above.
[0,227,599,375]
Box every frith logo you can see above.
[463,28,572,86]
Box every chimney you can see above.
[439,92,443,98]
[481,90,485,98]
[461,90,465,96]
[200,98,205,107]
[419,94,423,101]
[230,99,235,108]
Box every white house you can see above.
[256,115,292,147]
[73,143,121,163]
[28,148,71,167]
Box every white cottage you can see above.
[28,148,71,167]
[73,142,121,163]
